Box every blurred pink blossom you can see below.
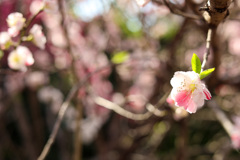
[135,0,150,7]
[29,0,45,15]
[8,46,34,71]
[170,71,211,113]
[7,12,26,37]
[0,31,11,49]
[30,24,47,49]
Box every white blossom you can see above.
[170,71,211,113]
[30,24,47,49]
[0,32,11,49]
[7,12,26,37]
[135,0,150,7]
[30,0,45,15]
[8,46,34,71]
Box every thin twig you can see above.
[163,0,201,20]
[201,28,212,71]
[94,90,169,121]
[37,64,112,160]
[208,100,233,135]
[94,97,152,120]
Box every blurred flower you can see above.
[0,31,11,49]
[30,0,45,15]
[29,24,46,49]
[170,71,211,113]
[7,12,26,37]
[167,96,189,120]
[231,116,240,149]
[8,46,34,71]
[25,71,49,89]
[231,130,240,149]
[43,0,58,13]
[135,0,150,7]
[38,86,63,114]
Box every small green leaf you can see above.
[200,68,215,79]
[111,51,129,64]
[191,53,202,74]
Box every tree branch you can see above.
[202,0,232,27]
[163,0,201,20]
[37,64,111,160]
[201,28,212,70]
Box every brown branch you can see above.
[202,0,232,27]
[37,64,112,160]
[201,28,213,70]
[163,0,201,20]
[94,90,169,121]
[208,100,233,136]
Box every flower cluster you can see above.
[0,10,47,71]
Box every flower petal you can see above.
[186,99,197,113]
[203,88,211,100]
[175,90,191,109]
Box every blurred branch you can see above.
[94,91,169,121]
[37,64,112,160]
[201,28,212,70]
[163,0,201,20]
[95,97,152,120]
[208,100,233,135]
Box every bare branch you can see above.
[201,28,213,70]
[208,100,233,136]
[37,64,112,160]
[94,90,169,120]
[163,0,201,20]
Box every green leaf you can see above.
[200,68,215,79]
[111,51,129,64]
[191,53,202,74]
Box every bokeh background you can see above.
[0,0,240,159]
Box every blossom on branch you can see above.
[0,32,11,50]
[7,12,26,37]
[170,71,211,114]
[8,46,34,71]
[30,24,47,49]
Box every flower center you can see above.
[189,83,196,92]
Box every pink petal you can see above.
[203,88,211,100]
[175,90,191,109]
[186,99,197,113]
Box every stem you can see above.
[201,28,212,71]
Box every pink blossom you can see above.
[6,12,26,37]
[170,71,211,113]
[29,24,47,49]
[30,0,45,15]
[43,0,58,13]
[8,46,34,71]
[231,131,240,149]
[135,0,150,7]
[0,31,11,49]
